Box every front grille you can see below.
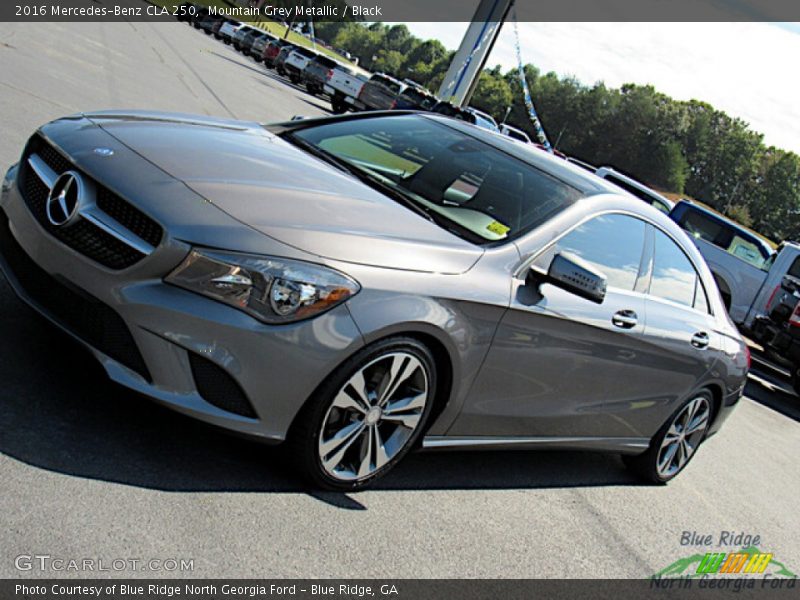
[0,210,152,382]
[189,352,257,418]
[18,134,163,269]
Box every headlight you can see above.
[165,249,360,324]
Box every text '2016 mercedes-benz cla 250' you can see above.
[0,111,749,490]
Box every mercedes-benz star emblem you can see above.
[46,171,83,227]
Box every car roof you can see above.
[595,166,674,207]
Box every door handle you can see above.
[612,310,638,329]
[691,332,710,349]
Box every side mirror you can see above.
[544,253,607,304]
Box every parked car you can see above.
[197,13,222,35]
[669,201,800,328]
[274,45,296,76]
[240,30,272,57]
[394,82,438,111]
[566,156,598,172]
[283,47,318,84]
[595,167,674,214]
[303,55,340,96]
[355,73,405,111]
[189,5,208,27]
[232,25,257,51]
[326,65,370,114]
[218,21,243,45]
[1,111,748,490]
[250,32,276,62]
[499,123,532,143]
[432,102,500,132]
[263,39,292,69]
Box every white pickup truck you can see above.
[669,200,800,329]
[324,65,371,114]
[595,168,800,329]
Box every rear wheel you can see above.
[623,391,712,484]
[306,83,317,95]
[290,74,300,84]
[288,337,436,491]
[331,97,347,114]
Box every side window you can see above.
[651,230,709,312]
[535,214,646,291]
[680,210,724,245]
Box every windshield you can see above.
[287,115,582,244]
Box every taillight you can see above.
[389,100,397,109]
[744,344,751,370]
[789,302,800,328]
[326,69,334,80]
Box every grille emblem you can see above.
[46,171,84,226]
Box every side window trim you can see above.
[645,223,714,316]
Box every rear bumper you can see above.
[0,165,364,443]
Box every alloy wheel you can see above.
[317,352,429,482]
[656,395,710,478]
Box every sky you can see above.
[402,22,800,154]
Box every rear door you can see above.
[607,226,721,437]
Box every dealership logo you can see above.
[45,171,83,226]
[652,546,797,579]
[696,551,773,575]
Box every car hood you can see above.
[86,111,482,274]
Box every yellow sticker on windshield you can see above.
[486,221,510,236]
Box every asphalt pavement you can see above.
[0,20,798,579]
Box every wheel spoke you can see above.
[676,439,687,467]
[372,426,390,470]
[357,425,374,478]
[685,411,709,435]
[348,370,371,407]
[681,439,693,463]
[378,355,421,407]
[381,412,422,429]
[658,442,679,473]
[320,419,364,466]
[332,390,369,415]
[384,392,427,415]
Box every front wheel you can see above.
[623,391,712,484]
[288,337,437,491]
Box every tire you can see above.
[290,74,300,85]
[287,337,437,491]
[306,83,317,96]
[623,390,713,484]
[277,67,285,76]
[331,97,347,114]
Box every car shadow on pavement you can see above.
[0,286,643,509]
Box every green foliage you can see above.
[309,22,800,240]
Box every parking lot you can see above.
[0,20,798,579]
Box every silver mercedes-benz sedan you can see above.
[0,111,748,490]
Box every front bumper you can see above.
[0,165,364,443]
